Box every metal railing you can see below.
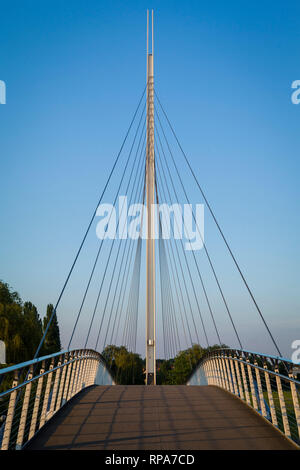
[187,348,300,447]
[0,349,114,450]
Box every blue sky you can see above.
[0,0,299,358]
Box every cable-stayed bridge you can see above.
[0,11,299,450]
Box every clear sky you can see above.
[0,0,299,359]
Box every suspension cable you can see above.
[155,105,243,350]
[155,90,283,357]
[32,86,147,360]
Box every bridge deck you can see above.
[26,385,296,450]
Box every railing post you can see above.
[275,365,291,439]
[62,352,74,404]
[247,357,259,411]
[224,354,234,394]
[240,357,251,406]
[206,359,211,385]
[215,356,224,388]
[229,354,239,395]
[92,356,99,385]
[48,356,62,419]
[55,353,68,412]
[67,351,79,400]
[220,356,231,392]
[233,355,244,400]
[263,363,278,426]
[289,371,300,439]
[72,350,83,395]
[210,357,215,385]
[90,357,98,385]
[202,359,208,383]
[86,355,94,386]
[213,357,221,387]
[82,354,90,387]
[28,362,45,440]
[79,356,88,390]
[254,360,268,418]
[81,356,89,388]
[1,372,19,450]
[15,366,33,449]
[39,359,54,429]
[219,355,228,390]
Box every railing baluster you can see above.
[220,356,231,392]
[275,366,291,439]
[79,356,88,390]
[215,356,223,388]
[1,373,18,450]
[224,354,234,394]
[15,366,33,449]
[289,372,300,439]
[240,358,251,406]
[264,363,278,426]
[39,359,54,429]
[186,348,300,446]
[234,356,244,400]
[67,351,79,400]
[254,360,268,418]
[247,358,259,411]
[55,354,68,412]
[205,359,211,384]
[0,349,109,449]
[229,354,239,396]
[90,357,98,386]
[28,362,45,440]
[213,357,221,387]
[48,356,62,420]
[73,350,83,394]
[86,354,94,386]
[62,352,73,405]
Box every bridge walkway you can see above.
[26,385,297,450]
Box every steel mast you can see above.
[145,9,156,385]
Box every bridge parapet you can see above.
[187,348,300,447]
[0,349,114,450]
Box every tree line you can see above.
[0,281,61,365]
[102,343,228,385]
[0,280,224,385]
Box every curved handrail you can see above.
[0,348,114,450]
[187,348,300,447]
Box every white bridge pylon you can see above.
[145,9,156,385]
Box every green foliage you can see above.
[159,344,228,385]
[0,281,61,365]
[156,359,173,384]
[102,345,145,385]
[103,343,228,386]
[42,304,61,355]
[0,281,21,305]
[23,301,43,357]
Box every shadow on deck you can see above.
[25,385,297,450]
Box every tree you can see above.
[102,345,144,385]
[0,281,21,306]
[156,359,173,384]
[42,304,61,354]
[0,281,62,366]
[23,302,43,358]
[0,281,42,363]
[160,344,228,385]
